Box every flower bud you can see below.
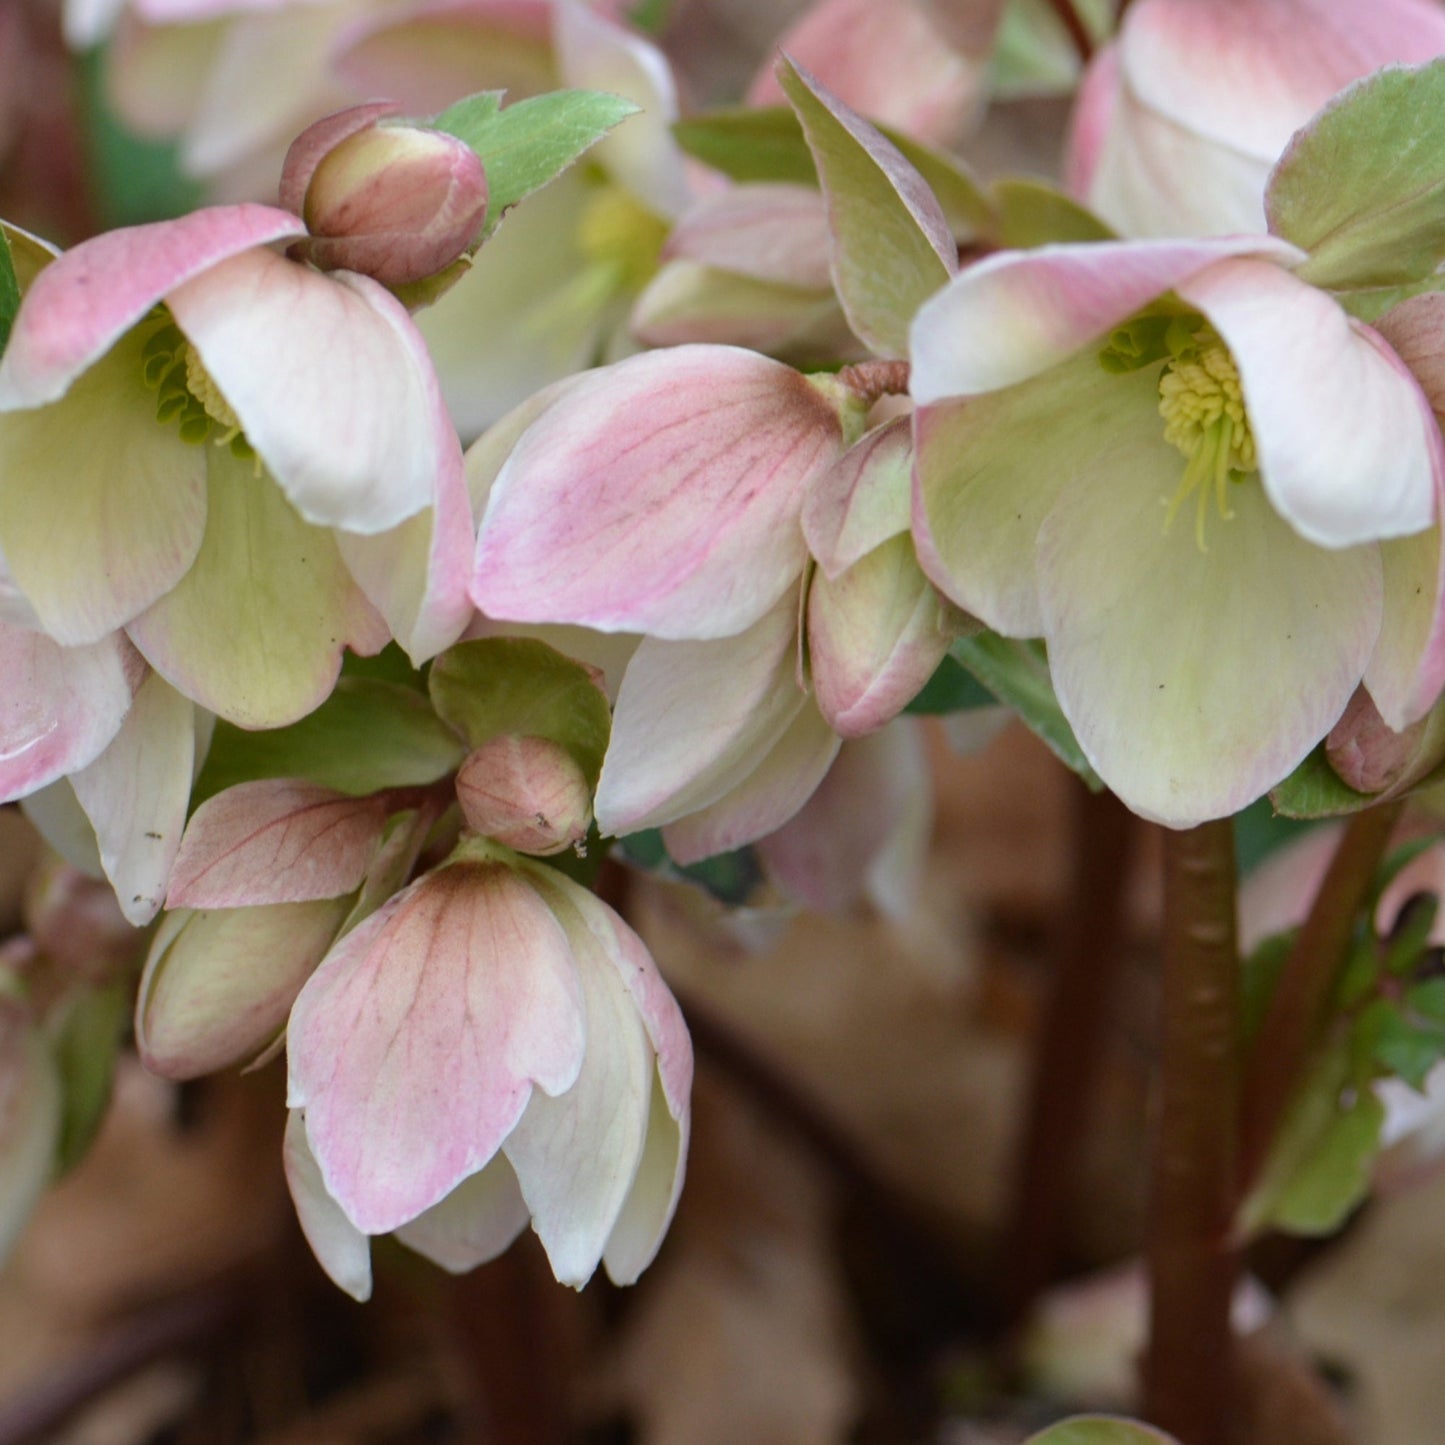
[287,110,488,289]
[455,735,593,856]
[1325,686,1445,799]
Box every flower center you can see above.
[1157,336,1257,551]
[577,181,667,292]
[140,318,254,461]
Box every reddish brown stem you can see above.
[1238,801,1403,1195]
[1045,0,1095,64]
[1144,819,1241,1445]
[1003,781,1136,1326]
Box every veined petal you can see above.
[913,349,1154,636]
[1180,258,1440,546]
[393,1152,530,1273]
[169,249,459,534]
[661,185,833,290]
[554,0,690,221]
[662,699,841,864]
[474,346,840,639]
[71,671,194,925]
[284,1109,373,1303]
[1038,421,1383,826]
[0,329,207,645]
[126,452,384,729]
[908,233,1301,402]
[287,861,586,1235]
[804,416,913,578]
[594,596,804,836]
[0,625,143,803]
[0,205,304,410]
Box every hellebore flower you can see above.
[0,203,471,725]
[1067,0,1445,238]
[911,235,1445,826]
[285,848,692,1295]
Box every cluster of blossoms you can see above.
[5,0,1445,1340]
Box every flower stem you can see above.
[1144,819,1241,1445]
[1045,0,1096,64]
[1238,801,1403,1195]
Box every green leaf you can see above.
[1269,744,1375,819]
[1371,1005,1445,1090]
[433,89,641,238]
[194,678,466,803]
[1269,59,1445,290]
[428,638,611,786]
[1407,977,1445,1021]
[672,106,819,185]
[0,229,18,357]
[950,634,1102,787]
[48,983,127,1176]
[883,132,994,240]
[1241,1044,1384,1237]
[905,653,998,715]
[778,56,954,358]
[615,829,764,906]
[1024,1419,1180,1445]
[991,176,1115,248]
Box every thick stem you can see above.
[1144,819,1241,1445]
[1238,801,1403,1194]
[1003,781,1136,1327]
[1045,0,1095,64]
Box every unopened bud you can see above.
[1326,686,1445,798]
[284,108,488,289]
[456,735,593,856]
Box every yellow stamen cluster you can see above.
[1157,341,1257,550]
[140,317,254,461]
[577,182,668,291]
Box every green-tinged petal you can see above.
[126,449,385,729]
[0,329,205,644]
[914,350,1149,636]
[1037,411,1383,826]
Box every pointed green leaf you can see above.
[1269,59,1445,290]
[672,106,819,185]
[433,88,641,238]
[1269,744,1374,819]
[992,176,1115,248]
[193,677,466,803]
[951,634,1102,787]
[1371,1005,1445,1090]
[428,637,611,786]
[1025,1419,1180,1445]
[905,653,997,715]
[883,132,994,241]
[0,229,19,357]
[777,56,955,358]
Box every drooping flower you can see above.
[0,203,471,726]
[910,235,1445,825]
[1066,0,1445,238]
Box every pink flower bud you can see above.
[456,736,593,856]
[289,112,488,288]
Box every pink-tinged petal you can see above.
[139,898,351,1079]
[662,698,841,864]
[284,1109,373,1303]
[501,900,653,1287]
[908,234,1302,403]
[278,101,402,216]
[169,250,458,535]
[662,184,833,290]
[168,780,389,910]
[71,672,194,925]
[1180,259,1440,547]
[1064,41,1120,199]
[808,535,952,737]
[804,416,912,578]
[287,861,586,1234]
[394,1152,530,1273]
[758,722,932,917]
[105,14,222,140]
[554,0,690,220]
[1120,0,1445,162]
[0,625,142,804]
[127,453,385,730]
[594,596,804,837]
[334,0,556,118]
[0,329,207,645]
[1367,296,1445,725]
[912,349,1142,637]
[0,205,304,410]
[748,0,982,146]
[1036,380,1384,826]
[474,346,840,639]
